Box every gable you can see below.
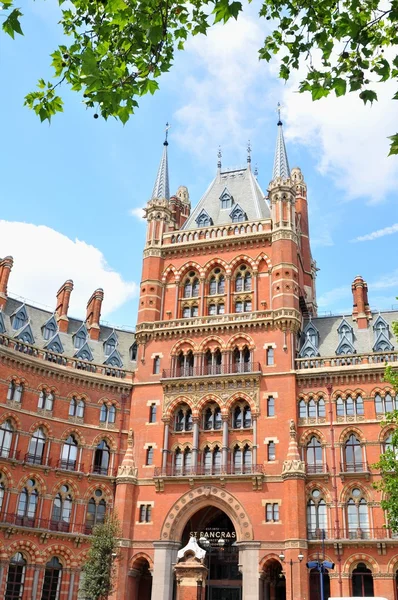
[104,349,123,368]
[11,305,28,330]
[45,333,64,354]
[74,342,94,361]
[15,323,35,345]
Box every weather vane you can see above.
[217,146,222,169]
[277,102,282,125]
[164,122,171,145]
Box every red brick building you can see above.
[0,119,397,600]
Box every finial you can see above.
[217,146,222,169]
[164,122,170,146]
[254,164,258,178]
[277,102,282,126]
[247,140,251,164]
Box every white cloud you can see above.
[172,14,271,159]
[129,207,145,220]
[352,223,398,242]
[371,270,398,291]
[281,72,398,203]
[0,220,137,319]
[317,285,350,309]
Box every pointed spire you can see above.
[272,103,290,180]
[151,122,170,200]
[217,146,222,170]
[247,140,252,165]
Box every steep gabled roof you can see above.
[74,342,93,361]
[182,165,270,230]
[104,348,123,368]
[14,323,35,345]
[45,333,64,354]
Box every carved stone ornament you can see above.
[117,464,138,478]
[282,459,305,476]
[177,536,206,562]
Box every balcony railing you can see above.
[0,334,129,379]
[0,448,21,461]
[306,463,329,475]
[162,362,262,379]
[56,459,85,472]
[296,350,398,371]
[307,528,398,540]
[340,462,369,473]
[0,512,91,534]
[154,464,264,477]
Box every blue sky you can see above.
[1,0,398,328]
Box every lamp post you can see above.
[278,552,304,600]
[306,560,335,600]
[199,537,225,600]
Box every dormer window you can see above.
[12,306,28,330]
[42,316,57,341]
[104,331,118,356]
[74,325,88,350]
[373,315,393,352]
[230,204,247,223]
[195,209,213,227]
[220,187,233,209]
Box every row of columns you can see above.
[162,416,258,471]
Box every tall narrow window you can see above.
[51,485,72,532]
[17,479,38,527]
[27,428,46,465]
[0,420,14,458]
[0,474,5,514]
[146,446,154,465]
[93,441,110,475]
[149,403,157,423]
[38,390,54,411]
[352,563,374,596]
[299,400,307,418]
[7,381,23,403]
[268,441,276,461]
[139,504,152,523]
[69,397,85,419]
[307,489,327,538]
[344,435,363,472]
[60,435,78,470]
[306,436,322,473]
[347,488,369,538]
[153,356,160,374]
[86,490,106,532]
[41,557,62,600]
[5,553,26,600]
[266,347,274,366]
[267,397,275,417]
[265,503,279,522]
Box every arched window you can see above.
[352,562,374,596]
[60,435,78,470]
[344,434,363,472]
[38,390,54,411]
[183,272,200,298]
[7,381,23,403]
[174,404,192,432]
[41,557,62,600]
[203,404,222,430]
[5,553,26,600]
[27,427,46,465]
[172,447,193,474]
[299,400,307,418]
[100,403,108,422]
[336,395,364,417]
[233,445,242,473]
[202,446,221,474]
[69,396,85,419]
[235,265,251,292]
[130,342,138,361]
[177,351,194,377]
[86,489,106,532]
[306,437,323,473]
[307,489,327,539]
[43,321,57,341]
[108,405,116,424]
[183,448,192,475]
[99,403,116,424]
[205,349,222,375]
[0,473,5,514]
[0,420,14,458]
[347,488,370,538]
[232,402,251,429]
[232,346,251,373]
[209,269,225,295]
[242,444,252,473]
[17,478,38,526]
[93,440,110,476]
[51,485,72,532]
[375,392,398,414]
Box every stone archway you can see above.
[160,485,254,543]
[153,487,259,600]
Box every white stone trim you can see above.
[146,399,161,406]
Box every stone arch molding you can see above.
[160,486,254,543]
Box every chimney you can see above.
[55,280,74,333]
[352,275,372,329]
[86,288,104,340]
[0,256,13,310]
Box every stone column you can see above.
[199,278,205,316]
[152,541,180,600]
[226,275,232,314]
[253,270,258,311]
[222,416,229,472]
[238,541,261,600]
[252,416,257,467]
[162,421,170,471]
[192,419,200,472]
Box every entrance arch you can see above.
[160,485,254,542]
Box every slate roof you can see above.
[182,166,270,230]
[301,311,398,356]
[0,297,136,368]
